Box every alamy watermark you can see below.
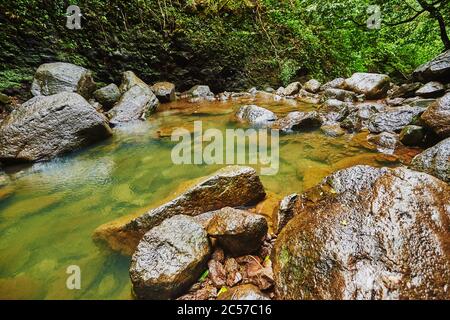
[66,5,82,29]
[66,265,81,290]
[367,5,382,30]
[171,121,279,176]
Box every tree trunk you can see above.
[418,0,450,50]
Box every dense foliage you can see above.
[0,0,448,94]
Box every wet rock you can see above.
[272,111,323,133]
[273,165,450,300]
[367,132,399,154]
[130,215,211,300]
[93,84,121,109]
[411,138,450,182]
[389,82,422,98]
[31,62,96,99]
[0,92,112,163]
[187,85,214,99]
[206,207,268,256]
[283,82,301,96]
[399,125,426,146]
[386,97,405,107]
[343,73,391,99]
[367,105,425,133]
[416,82,445,98]
[119,71,148,93]
[409,98,436,109]
[151,82,176,102]
[106,85,159,125]
[218,284,270,300]
[420,92,450,138]
[93,166,266,255]
[236,105,277,127]
[413,49,450,83]
[303,79,321,93]
[322,88,358,102]
[341,102,385,132]
[320,124,345,137]
[319,99,350,123]
[274,194,299,234]
[320,78,345,91]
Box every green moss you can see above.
[0,69,34,91]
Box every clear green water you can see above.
[0,97,407,299]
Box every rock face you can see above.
[283,82,302,96]
[236,105,277,127]
[416,82,445,98]
[303,79,321,93]
[31,62,96,99]
[206,207,268,256]
[218,284,270,300]
[367,105,425,133]
[93,166,266,255]
[272,111,323,133]
[130,215,211,300]
[151,82,176,102]
[413,49,450,83]
[93,84,121,109]
[0,92,112,163]
[106,84,159,125]
[273,165,450,300]
[343,73,391,99]
[421,92,450,138]
[411,138,450,182]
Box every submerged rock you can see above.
[0,92,112,163]
[130,215,211,300]
[93,166,266,255]
[218,284,270,300]
[420,92,450,138]
[367,105,425,133]
[411,137,450,182]
[151,82,176,102]
[206,207,268,256]
[236,105,277,127]
[93,84,121,109]
[320,124,346,137]
[273,165,450,300]
[343,73,391,99]
[413,49,450,83]
[416,82,445,98]
[31,62,96,99]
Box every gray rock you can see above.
[411,138,450,182]
[236,105,277,127]
[0,92,112,163]
[341,102,385,132]
[272,111,323,133]
[322,88,358,102]
[119,71,149,93]
[187,85,214,98]
[93,83,121,109]
[130,215,211,300]
[367,105,425,133]
[399,125,426,146]
[303,79,321,93]
[416,81,445,98]
[206,207,268,256]
[389,82,422,98]
[421,92,450,138]
[218,284,270,300]
[413,49,450,82]
[106,85,159,125]
[151,82,176,102]
[408,98,436,109]
[386,97,405,107]
[320,78,345,91]
[31,62,96,99]
[276,87,285,96]
[319,99,350,123]
[283,82,301,96]
[343,73,391,99]
[367,132,399,154]
[273,166,450,300]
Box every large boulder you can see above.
[31,62,96,99]
[206,207,268,256]
[93,166,266,255]
[0,92,112,163]
[151,82,176,103]
[413,49,450,83]
[272,165,450,300]
[411,137,449,182]
[367,105,425,133]
[236,105,277,127]
[420,92,450,138]
[416,82,445,98]
[341,102,385,132]
[93,83,121,109]
[106,85,159,125]
[272,111,323,133]
[343,73,391,99]
[130,215,211,300]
